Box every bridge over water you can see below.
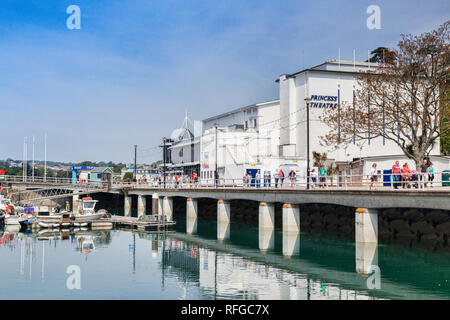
[2,177,449,246]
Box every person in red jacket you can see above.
[392,161,401,189]
[401,163,410,188]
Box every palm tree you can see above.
[326,163,340,186]
[312,151,327,168]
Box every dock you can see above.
[111,215,176,230]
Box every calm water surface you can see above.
[0,213,449,300]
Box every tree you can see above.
[123,172,133,181]
[312,151,328,168]
[367,46,396,64]
[321,21,450,169]
[56,170,68,178]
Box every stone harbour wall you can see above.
[172,198,450,250]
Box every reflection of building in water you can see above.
[162,239,200,283]
[161,238,376,300]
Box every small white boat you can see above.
[72,197,107,223]
[5,214,20,226]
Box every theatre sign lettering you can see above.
[310,95,338,108]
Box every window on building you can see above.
[253,119,257,127]
[245,121,248,129]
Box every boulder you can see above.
[425,210,450,225]
[436,222,450,235]
[420,232,439,241]
[411,221,435,235]
[390,219,410,232]
[323,214,339,225]
[382,208,403,220]
[403,209,424,223]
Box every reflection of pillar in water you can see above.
[259,227,274,253]
[355,242,378,275]
[282,231,300,259]
[151,239,158,258]
[186,198,198,235]
[217,200,230,242]
[217,220,230,242]
[137,195,146,217]
[124,195,132,217]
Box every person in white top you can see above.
[369,163,378,190]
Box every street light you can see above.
[304,97,312,190]
[215,123,218,187]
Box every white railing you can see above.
[0,175,73,184]
[111,171,449,191]
[2,172,447,191]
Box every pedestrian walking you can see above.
[420,159,429,187]
[255,170,261,188]
[369,163,378,190]
[274,170,279,188]
[401,163,410,188]
[311,169,317,188]
[319,166,327,188]
[428,163,434,187]
[289,170,296,187]
[278,169,284,187]
[392,161,401,189]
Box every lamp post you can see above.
[304,97,312,190]
[162,137,166,189]
[214,123,218,187]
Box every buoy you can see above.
[6,205,15,215]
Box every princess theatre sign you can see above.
[310,95,338,108]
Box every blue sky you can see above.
[0,0,448,164]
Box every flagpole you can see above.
[44,133,47,182]
[32,136,35,182]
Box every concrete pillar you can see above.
[283,231,300,259]
[217,200,230,242]
[124,195,132,217]
[137,195,146,217]
[152,193,159,215]
[259,202,275,229]
[282,203,300,233]
[186,198,198,235]
[72,194,79,213]
[355,242,378,275]
[162,196,173,221]
[259,202,275,253]
[355,208,378,243]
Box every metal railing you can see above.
[0,175,73,184]
[2,172,447,191]
[112,171,449,191]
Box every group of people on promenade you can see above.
[369,159,435,190]
[127,159,437,190]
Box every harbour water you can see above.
[0,212,449,300]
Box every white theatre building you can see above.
[166,60,449,182]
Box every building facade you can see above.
[163,60,449,183]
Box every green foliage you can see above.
[123,172,133,180]
[312,151,327,168]
[326,163,340,175]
